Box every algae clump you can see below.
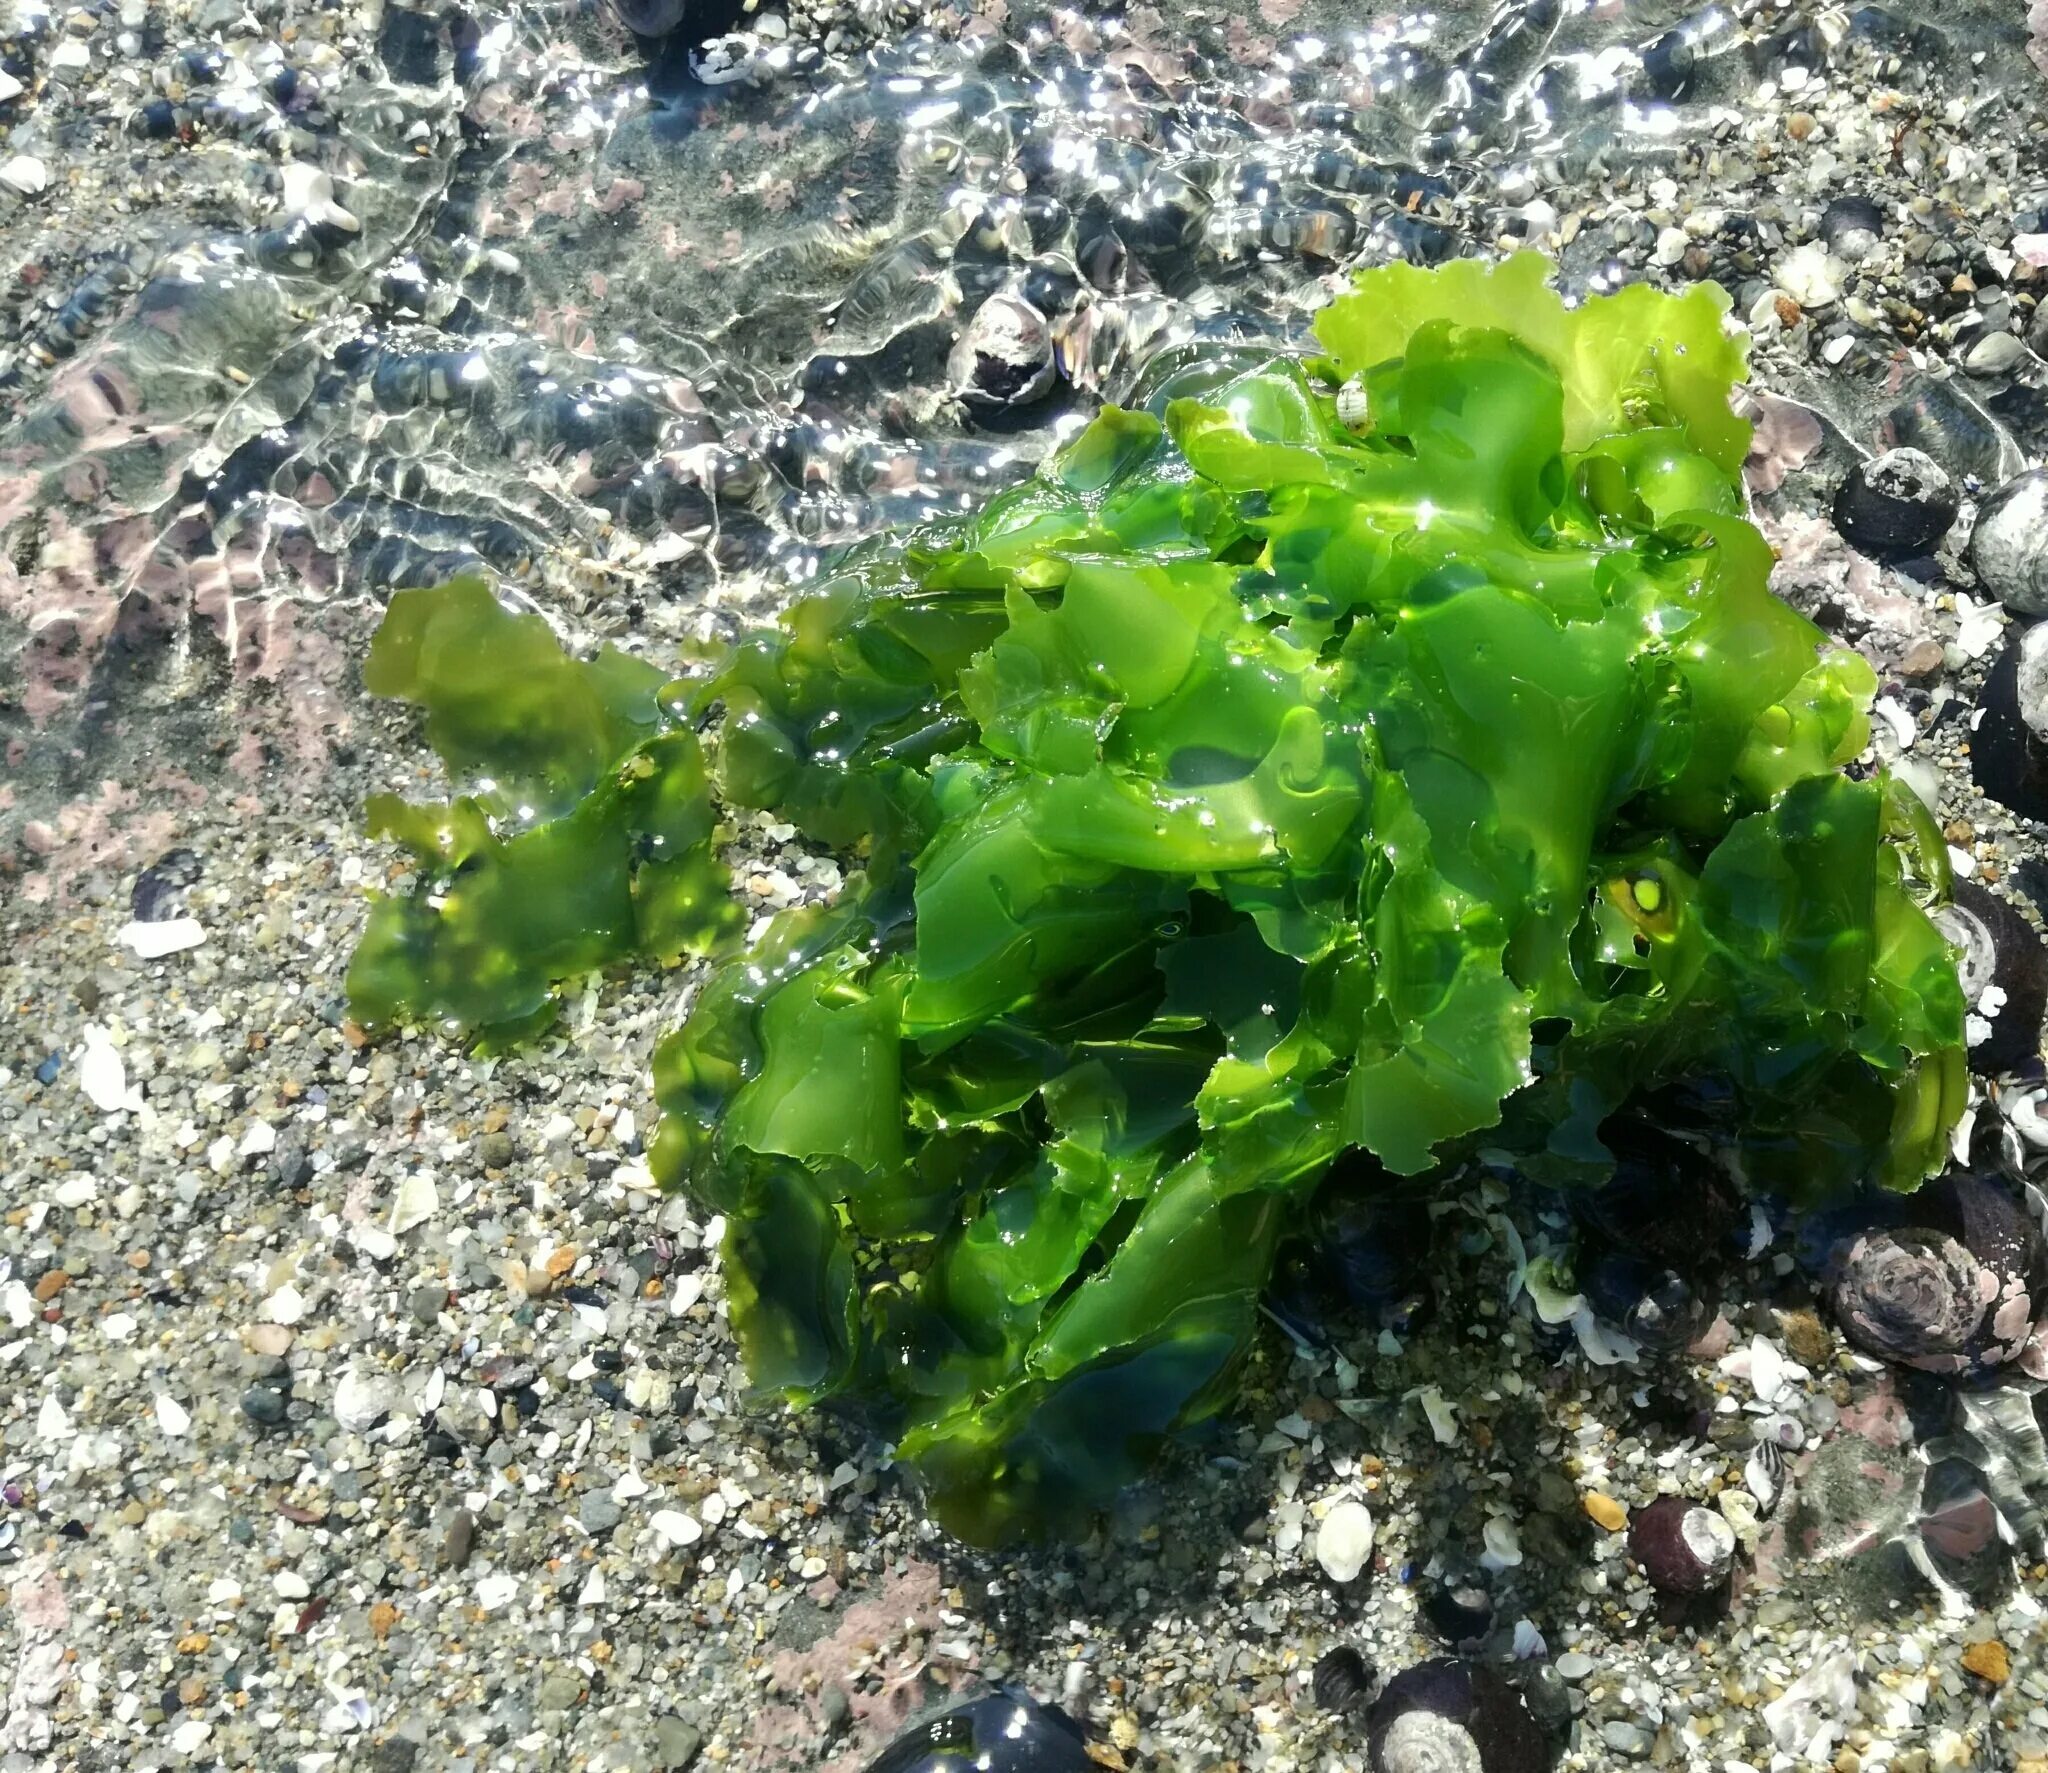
[348,254,1966,1543]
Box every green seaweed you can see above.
[348,255,1966,1543]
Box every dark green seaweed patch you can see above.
[347,255,1966,1543]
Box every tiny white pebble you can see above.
[155,1393,192,1437]
[651,1508,704,1548]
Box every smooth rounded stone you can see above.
[1884,378,2013,483]
[1965,332,2028,377]
[1315,1500,1376,1583]
[863,1689,1096,1773]
[1366,1660,1555,1773]
[578,1492,623,1535]
[1830,448,1958,560]
[1553,1653,1596,1683]
[1819,194,1884,262]
[1933,880,2048,1073]
[241,1384,288,1428]
[1600,1721,1650,1758]
[1827,1174,2045,1374]
[1970,471,2048,615]
[1627,1495,1736,1595]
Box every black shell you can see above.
[1421,1576,1496,1649]
[1579,1118,1741,1276]
[1367,1660,1554,1773]
[1581,1253,1711,1354]
[864,1690,1096,1773]
[1827,1174,2046,1374]
[1819,195,1885,261]
[1831,448,1958,560]
[605,0,692,34]
[1934,880,2048,1075]
[1627,1495,1736,1595]
[131,847,202,923]
[1313,1645,1376,1714]
[1968,631,2048,823]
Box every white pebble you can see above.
[0,154,49,196]
[476,1574,519,1611]
[390,1171,439,1234]
[117,916,206,958]
[260,1283,307,1325]
[37,1394,72,1444]
[76,1024,132,1113]
[1313,1499,1374,1583]
[169,1720,212,1757]
[1482,1514,1524,1569]
[52,1175,98,1209]
[273,1571,311,1600]
[154,1393,192,1437]
[332,1368,395,1433]
[1775,243,1841,309]
[650,1509,704,1549]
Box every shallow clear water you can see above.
[2,0,2038,792]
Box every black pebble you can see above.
[241,1385,288,1428]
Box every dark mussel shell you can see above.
[1933,879,2048,1075]
[1420,1572,1496,1650]
[1969,626,2048,824]
[864,1689,1097,1773]
[1827,1174,2046,1375]
[1367,1660,1555,1773]
[1266,1152,1433,1343]
[1581,1252,1712,1354]
[1578,1116,1741,1276]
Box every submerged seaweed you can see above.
[348,255,1967,1543]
